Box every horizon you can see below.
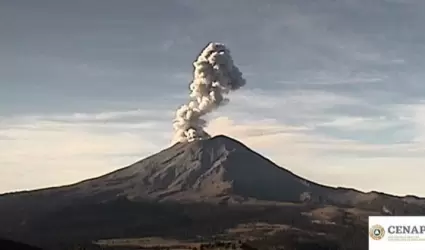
[1,0,425,196]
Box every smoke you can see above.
[172,42,246,143]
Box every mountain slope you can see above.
[1,135,425,249]
[70,135,331,203]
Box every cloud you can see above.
[0,110,171,193]
[317,116,394,131]
[394,103,425,143]
[206,116,421,155]
[226,89,363,123]
[207,116,314,153]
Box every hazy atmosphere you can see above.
[1,0,425,196]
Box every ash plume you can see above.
[172,42,246,143]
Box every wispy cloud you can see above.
[0,110,171,193]
[394,103,425,144]
[317,116,396,131]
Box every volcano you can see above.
[1,135,424,250]
[65,135,331,204]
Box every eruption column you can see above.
[172,42,246,143]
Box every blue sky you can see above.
[1,0,425,196]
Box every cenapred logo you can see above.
[370,224,385,240]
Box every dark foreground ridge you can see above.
[0,238,43,250]
[0,135,424,250]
